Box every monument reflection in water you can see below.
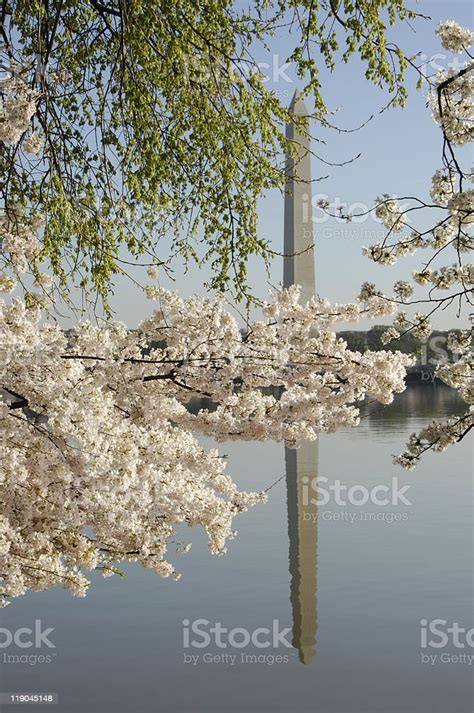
[285,441,319,664]
[284,90,318,665]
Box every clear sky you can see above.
[99,0,472,330]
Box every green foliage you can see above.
[2,0,417,307]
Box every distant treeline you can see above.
[337,327,470,364]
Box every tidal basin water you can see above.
[0,384,472,712]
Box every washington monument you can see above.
[283,91,316,303]
[283,90,319,665]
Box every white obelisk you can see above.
[284,90,318,665]
[283,91,315,302]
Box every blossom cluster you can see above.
[373,195,406,233]
[0,209,44,283]
[23,131,43,155]
[430,63,474,147]
[0,77,38,146]
[0,69,46,291]
[436,20,473,54]
[394,331,472,469]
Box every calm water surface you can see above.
[1,384,472,712]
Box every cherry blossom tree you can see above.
[1,261,413,605]
[371,21,473,468]
[320,21,473,468]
